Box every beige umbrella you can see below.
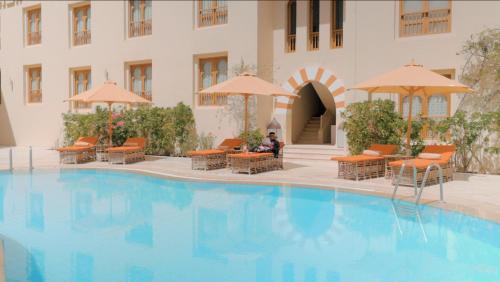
[67,81,152,146]
[199,72,298,142]
[350,61,473,154]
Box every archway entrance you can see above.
[291,82,335,144]
[273,66,346,148]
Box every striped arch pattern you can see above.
[275,66,346,115]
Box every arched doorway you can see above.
[274,66,346,147]
[291,82,335,144]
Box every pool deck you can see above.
[1,146,500,224]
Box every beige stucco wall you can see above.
[0,0,265,147]
[271,0,500,146]
[1,0,499,148]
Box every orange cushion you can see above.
[218,138,243,149]
[389,158,450,169]
[422,145,456,154]
[57,145,93,152]
[188,149,225,156]
[107,146,142,153]
[368,144,399,155]
[228,152,273,159]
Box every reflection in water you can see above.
[0,170,498,282]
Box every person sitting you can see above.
[252,132,280,158]
[268,132,280,158]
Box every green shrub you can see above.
[342,100,404,155]
[61,103,197,156]
[239,129,264,150]
[431,110,499,173]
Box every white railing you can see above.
[318,110,333,144]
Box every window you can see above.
[27,66,42,104]
[308,0,320,51]
[399,0,451,37]
[198,57,227,106]
[26,7,41,45]
[331,0,343,48]
[72,4,91,46]
[401,96,422,118]
[129,0,152,37]
[286,0,296,53]
[72,69,91,109]
[198,0,228,27]
[129,63,152,101]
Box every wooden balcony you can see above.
[73,30,91,46]
[286,34,296,53]
[27,31,41,45]
[28,90,42,103]
[331,28,343,48]
[309,31,319,51]
[134,90,152,101]
[198,5,228,27]
[400,8,451,37]
[129,20,152,37]
[198,93,227,106]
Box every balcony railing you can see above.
[198,5,228,27]
[28,90,42,103]
[134,90,152,101]
[331,28,343,48]
[73,30,91,46]
[309,31,319,50]
[198,93,227,106]
[400,8,451,37]
[27,31,41,45]
[129,20,152,37]
[286,34,296,53]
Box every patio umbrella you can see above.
[350,60,473,154]
[198,72,298,142]
[67,81,152,146]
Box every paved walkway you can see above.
[1,146,499,223]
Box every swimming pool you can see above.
[0,169,498,281]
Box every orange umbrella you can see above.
[199,72,298,141]
[350,61,473,154]
[67,81,152,146]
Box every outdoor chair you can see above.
[107,137,147,164]
[228,152,275,175]
[188,138,243,170]
[331,144,400,180]
[389,145,456,187]
[57,137,98,164]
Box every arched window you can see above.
[428,95,448,118]
[286,0,296,52]
[402,96,422,118]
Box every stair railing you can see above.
[318,110,333,144]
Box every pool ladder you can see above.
[391,161,444,205]
[4,147,34,172]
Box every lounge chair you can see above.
[107,137,146,164]
[389,145,455,187]
[331,144,400,180]
[57,137,98,164]
[188,138,243,170]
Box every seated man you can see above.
[268,132,280,158]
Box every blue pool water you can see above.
[0,170,499,282]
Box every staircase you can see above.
[296,117,321,144]
[283,144,346,161]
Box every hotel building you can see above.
[0,0,499,150]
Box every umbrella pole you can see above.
[108,102,113,147]
[244,94,249,145]
[406,91,413,156]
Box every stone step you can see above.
[283,144,346,161]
